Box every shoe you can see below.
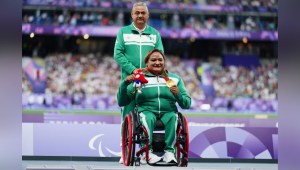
[140,152,161,164]
[118,156,123,164]
[163,151,177,163]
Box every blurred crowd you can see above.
[210,58,277,100]
[45,53,119,96]
[22,0,277,32]
[22,53,278,113]
[23,11,277,31]
[23,0,278,11]
[22,12,277,32]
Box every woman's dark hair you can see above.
[144,49,166,64]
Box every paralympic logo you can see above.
[88,134,121,157]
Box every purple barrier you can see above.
[22,111,278,128]
[22,112,121,124]
[22,24,278,41]
[22,123,278,159]
[223,54,260,68]
[22,93,278,113]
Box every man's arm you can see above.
[113,29,136,74]
[117,80,134,106]
[155,31,164,53]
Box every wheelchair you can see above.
[121,105,189,167]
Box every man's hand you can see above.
[125,75,134,84]
[170,86,179,95]
[132,69,139,74]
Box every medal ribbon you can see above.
[146,68,169,82]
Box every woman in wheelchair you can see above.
[117,49,191,165]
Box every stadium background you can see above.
[22,0,278,162]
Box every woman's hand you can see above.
[125,74,134,84]
[170,86,179,95]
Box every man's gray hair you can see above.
[132,2,149,13]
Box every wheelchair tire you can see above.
[176,115,189,167]
[122,114,134,166]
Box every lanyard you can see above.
[145,68,169,82]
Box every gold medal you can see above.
[166,79,176,88]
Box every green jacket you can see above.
[117,71,191,116]
[114,23,164,80]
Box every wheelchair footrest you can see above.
[135,157,141,166]
[148,161,178,166]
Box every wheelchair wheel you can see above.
[176,115,189,167]
[122,114,134,166]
